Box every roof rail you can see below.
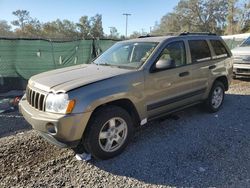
[138,34,154,38]
[179,32,217,36]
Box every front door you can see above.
[144,40,195,119]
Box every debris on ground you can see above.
[0,90,23,113]
[75,153,92,161]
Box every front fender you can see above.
[68,71,145,119]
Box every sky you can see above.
[0,0,179,36]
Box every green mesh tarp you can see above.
[0,38,118,92]
[0,38,117,80]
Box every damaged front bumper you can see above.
[19,97,92,148]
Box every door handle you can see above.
[179,71,189,77]
[209,65,216,70]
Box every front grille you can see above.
[26,87,46,111]
[236,68,250,74]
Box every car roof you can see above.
[119,34,222,44]
[121,36,174,43]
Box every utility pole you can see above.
[123,13,131,38]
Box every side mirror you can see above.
[155,59,175,70]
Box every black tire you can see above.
[83,105,134,160]
[205,81,225,113]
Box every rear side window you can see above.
[210,40,229,58]
[188,40,211,63]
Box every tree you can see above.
[90,14,104,38]
[11,9,43,37]
[175,0,228,33]
[41,21,60,38]
[151,13,181,35]
[108,27,119,39]
[16,18,42,37]
[224,0,250,34]
[0,20,12,36]
[226,0,238,34]
[59,19,78,38]
[11,10,31,31]
[152,0,228,35]
[77,16,91,38]
[40,19,78,39]
[129,31,141,39]
[235,1,250,33]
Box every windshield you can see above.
[94,42,158,69]
[240,37,250,47]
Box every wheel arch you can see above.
[90,98,141,128]
[214,76,229,91]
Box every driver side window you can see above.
[159,41,186,67]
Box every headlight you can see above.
[45,93,75,114]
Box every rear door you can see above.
[208,39,232,79]
[187,39,213,100]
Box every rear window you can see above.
[210,40,229,58]
[188,40,211,62]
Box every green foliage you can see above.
[11,10,31,30]
[90,14,104,38]
[108,27,119,39]
[129,31,141,39]
[0,20,13,36]
[6,9,106,39]
[4,3,250,39]
[77,16,91,38]
[152,0,250,35]
[153,0,229,35]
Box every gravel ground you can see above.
[0,79,250,188]
[0,111,31,137]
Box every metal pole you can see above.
[123,13,131,38]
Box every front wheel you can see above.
[83,106,134,160]
[205,81,225,113]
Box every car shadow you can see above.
[91,93,250,187]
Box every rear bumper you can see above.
[233,63,250,76]
[19,98,92,148]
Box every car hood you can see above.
[29,64,133,93]
[231,46,250,56]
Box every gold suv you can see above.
[19,33,233,159]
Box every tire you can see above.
[83,105,134,160]
[205,81,225,113]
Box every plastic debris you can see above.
[75,153,92,161]
[0,96,21,113]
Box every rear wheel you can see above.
[83,106,134,160]
[205,81,225,113]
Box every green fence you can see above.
[0,38,117,92]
